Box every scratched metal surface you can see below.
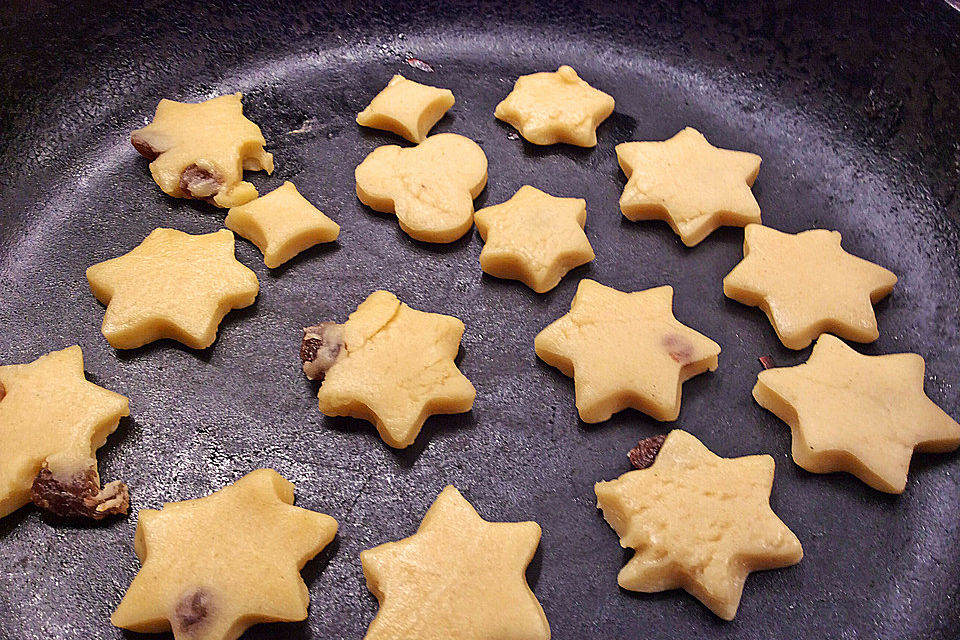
[1,1,959,638]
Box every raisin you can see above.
[758,356,775,370]
[300,322,344,381]
[30,464,129,520]
[178,164,222,204]
[175,589,213,633]
[130,131,161,161]
[662,334,694,364]
[628,434,667,470]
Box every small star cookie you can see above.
[595,429,803,621]
[753,334,960,493]
[723,224,897,349]
[495,65,614,147]
[361,485,550,640]
[535,279,720,422]
[616,127,762,246]
[131,93,274,208]
[474,185,595,293]
[86,228,259,350]
[355,133,488,243]
[0,346,129,520]
[112,469,337,640]
[225,181,340,268]
[307,290,476,448]
[356,74,455,143]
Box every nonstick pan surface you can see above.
[1,1,959,638]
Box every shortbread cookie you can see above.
[357,74,455,143]
[495,65,614,147]
[87,228,259,350]
[0,346,129,520]
[723,224,897,349]
[225,181,340,268]
[131,93,274,208]
[303,290,475,448]
[112,469,337,640]
[753,334,960,493]
[616,127,762,246]
[361,486,550,640]
[535,280,720,422]
[595,429,803,621]
[355,133,487,242]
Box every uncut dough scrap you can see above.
[357,74,455,143]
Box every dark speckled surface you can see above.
[1,1,959,638]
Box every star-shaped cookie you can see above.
[495,65,615,147]
[595,429,803,620]
[356,74,455,143]
[723,224,897,349]
[753,334,960,493]
[131,93,274,208]
[361,485,550,640]
[616,127,762,246]
[474,185,595,293]
[535,279,720,422]
[0,346,129,520]
[112,469,337,640]
[312,290,476,448]
[355,133,488,243]
[87,228,259,350]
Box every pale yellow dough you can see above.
[112,469,337,640]
[317,290,476,448]
[753,334,960,493]
[86,228,259,350]
[355,133,488,243]
[356,74,455,143]
[495,65,614,147]
[723,224,897,349]
[131,93,274,208]
[0,346,129,519]
[361,485,550,640]
[225,181,340,268]
[474,185,595,293]
[535,279,720,422]
[616,127,762,246]
[595,429,803,621]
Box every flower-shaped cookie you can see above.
[355,133,487,243]
[356,74,455,143]
[495,65,615,147]
[131,93,274,208]
[723,224,897,349]
[474,185,595,293]
[616,127,762,246]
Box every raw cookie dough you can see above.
[616,127,762,246]
[131,93,274,208]
[0,346,129,520]
[753,334,960,493]
[355,133,488,243]
[495,65,614,147]
[307,290,476,448]
[535,279,720,422]
[361,486,550,640]
[112,469,337,640]
[225,181,340,268]
[86,228,259,350]
[356,74,455,143]
[723,224,897,349]
[595,429,803,621]
[474,185,595,293]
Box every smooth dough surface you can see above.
[356,74,455,143]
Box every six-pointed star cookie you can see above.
[87,228,259,350]
[312,290,476,448]
[753,334,960,493]
[495,65,615,147]
[361,485,550,640]
[723,224,897,349]
[0,346,130,520]
[131,93,274,208]
[535,279,720,422]
[357,74,455,143]
[474,185,595,293]
[111,469,337,640]
[616,127,762,246]
[595,429,803,620]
